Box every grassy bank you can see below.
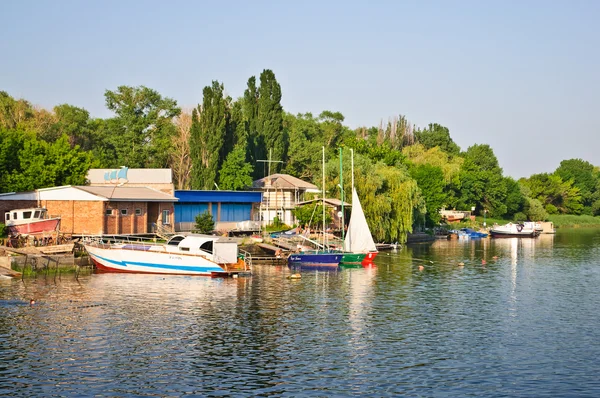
[547,214,600,228]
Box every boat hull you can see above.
[340,252,367,264]
[8,218,61,235]
[490,230,538,238]
[85,243,231,276]
[288,252,342,267]
[362,251,378,264]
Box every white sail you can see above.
[343,188,377,253]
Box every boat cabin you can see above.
[166,234,239,264]
[5,207,49,226]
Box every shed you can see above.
[174,190,263,232]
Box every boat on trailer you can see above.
[84,234,250,277]
[4,207,61,235]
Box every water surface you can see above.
[1,230,600,396]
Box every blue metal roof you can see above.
[175,190,262,203]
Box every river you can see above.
[2,229,600,397]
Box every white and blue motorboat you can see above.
[84,234,250,277]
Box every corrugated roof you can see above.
[253,174,318,190]
[76,186,178,202]
[175,190,262,203]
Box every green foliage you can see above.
[256,69,285,175]
[524,197,549,221]
[194,211,215,234]
[414,123,460,156]
[408,163,446,225]
[454,144,507,217]
[104,85,180,168]
[521,173,583,214]
[293,203,332,229]
[0,130,97,192]
[218,145,254,190]
[555,158,597,211]
[0,223,6,237]
[190,81,227,189]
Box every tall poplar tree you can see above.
[243,76,259,168]
[190,81,227,190]
[257,69,285,176]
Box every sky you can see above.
[1,0,598,179]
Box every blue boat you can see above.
[288,251,342,267]
[459,228,488,238]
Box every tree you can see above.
[414,123,460,155]
[257,69,286,175]
[218,145,254,190]
[0,91,34,130]
[454,144,508,217]
[194,211,215,234]
[520,173,583,214]
[243,76,260,167]
[1,130,96,192]
[555,159,597,213]
[104,85,180,168]
[408,163,447,225]
[284,113,322,180]
[53,104,93,150]
[190,81,228,190]
[171,109,193,190]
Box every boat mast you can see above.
[322,146,326,249]
[351,148,354,196]
[339,147,344,241]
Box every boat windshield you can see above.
[200,241,213,254]
[23,211,32,219]
[34,210,41,218]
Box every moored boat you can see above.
[490,222,539,238]
[84,234,250,276]
[288,250,343,267]
[4,207,61,235]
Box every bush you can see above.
[194,211,215,234]
[0,223,6,237]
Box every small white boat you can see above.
[490,222,539,238]
[84,234,250,276]
[4,207,61,235]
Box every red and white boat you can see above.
[4,207,61,235]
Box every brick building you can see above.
[0,185,177,235]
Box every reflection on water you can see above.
[2,229,600,396]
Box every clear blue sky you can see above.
[2,0,598,178]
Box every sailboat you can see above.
[287,147,342,268]
[343,187,378,264]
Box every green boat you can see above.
[340,252,367,264]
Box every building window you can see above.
[121,209,128,216]
[162,210,170,225]
[135,208,142,216]
[105,209,113,216]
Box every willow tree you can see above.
[330,153,423,244]
[190,81,227,190]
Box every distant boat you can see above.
[458,228,488,239]
[84,234,250,276]
[4,207,61,235]
[490,223,539,238]
[440,209,469,222]
[343,187,378,264]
